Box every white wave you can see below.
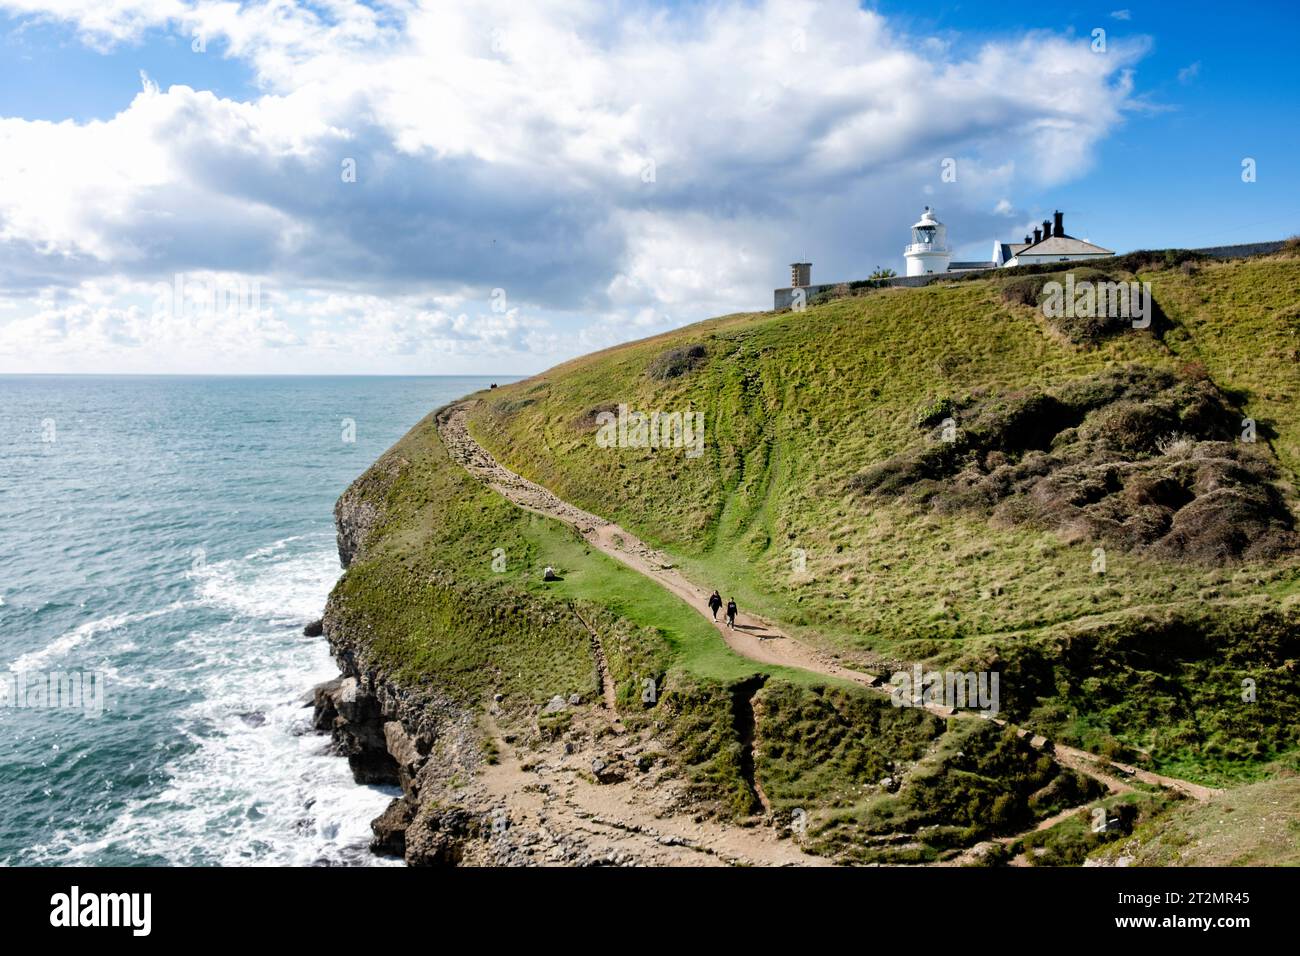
[191,544,340,625]
[8,602,187,673]
[34,619,398,867]
[31,539,396,867]
[243,535,309,560]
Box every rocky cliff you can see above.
[313,453,489,865]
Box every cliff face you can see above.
[315,456,487,865]
[310,644,486,865]
[332,452,403,569]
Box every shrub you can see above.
[646,343,707,380]
[1001,276,1046,306]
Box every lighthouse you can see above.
[903,206,951,276]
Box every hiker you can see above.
[708,590,722,620]
[725,599,738,629]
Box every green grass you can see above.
[1152,254,1300,477]
[505,511,822,687]
[328,405,1096,851]
[327,251,1300,861]
[1086,771,1300,866]
[466,255,1300,785]
[1020,789,1181,866]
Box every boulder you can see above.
[384,720,424,770]
[370,798,414,857]
[591,757,626,784]
[313,676,399,785]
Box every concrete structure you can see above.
[790,262,812,287]
[903,206,951,276]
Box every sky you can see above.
[1,0,1297,375]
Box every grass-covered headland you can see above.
[332,247,1300,864]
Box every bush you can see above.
[850,366,1295,564]
[646,343,707,380]
[1001,276,1046,306]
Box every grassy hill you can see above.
[330,248,1300,864]
[1089,770,1300,866]
[467,250,1300,787]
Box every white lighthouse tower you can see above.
[903,206,951,276]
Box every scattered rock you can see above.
[303,618,324,637]
[542,695,567,714]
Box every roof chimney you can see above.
[1024,235,1032,245]
[1042,218,1053,239]
[1053,210,1064,237]
[1033,227,1042,243]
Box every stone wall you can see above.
[773,273,940,310]
[1194,240,1290,259]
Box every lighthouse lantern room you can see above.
[903,206,951,276]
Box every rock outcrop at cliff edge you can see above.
[333,447,410,568]
[313,587,489,864]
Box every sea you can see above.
[0,375,509,866]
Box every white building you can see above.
[992,210,1113,267]
[901,207,1114,276]
[903,206,951,276]
[776,205,1117,309]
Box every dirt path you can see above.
[471,712,824,867]
[568,602,620,713]
[437,401,1220,806]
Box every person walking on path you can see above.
[708,590,722,620]
[725,598,738,629]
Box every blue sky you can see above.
[876,1,1300,255]
[0,0,1296,374]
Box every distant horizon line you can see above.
[0,372,532,378]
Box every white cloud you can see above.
[0,0,1152,372]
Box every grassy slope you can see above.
[331,412,1094,862]
[328,252,1300,863]
[1152,256,1300,479]
[329,409,812,706]
[1089,771,1300,866]
[467,256,1300,785]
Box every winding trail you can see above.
[437,401,1221,805]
